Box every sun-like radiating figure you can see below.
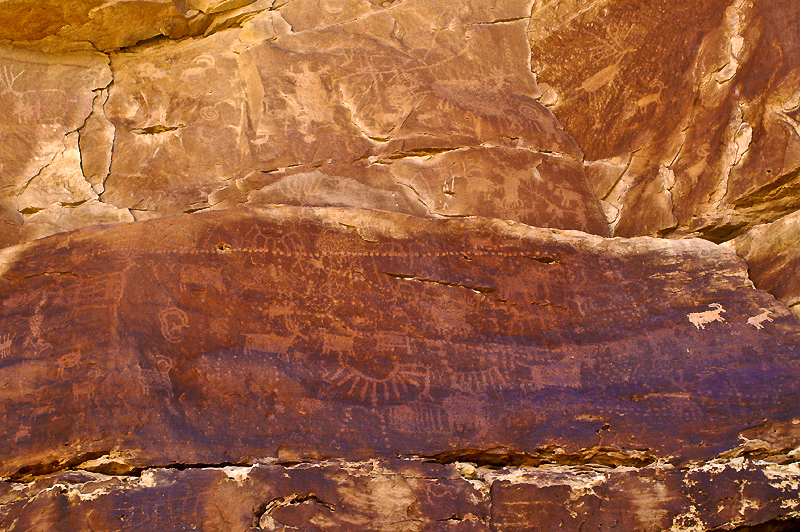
[325,334,429,404]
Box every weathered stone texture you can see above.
[730,210,800,320]
[2,0,800,529]
[1,207,799,478]
[99,2,607,234]
[2,458,800,531]
[0,0,272,52]
[0,45,128,248]
[0,0,612,247]
[529,0,800,240]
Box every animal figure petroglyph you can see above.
[747,308,773,330]
[243,333,293,356]
[56,352,82,377]
[687,303,727,330]
[0,334,12,358]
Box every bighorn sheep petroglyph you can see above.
[688,303,727,330]
[747,308,774,330]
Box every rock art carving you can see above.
[243,333,294,356]
[687,303,727,330]
[159,306,189,343]
[0,333,11,358]
[747,308,774,330]
[0,0,800,528]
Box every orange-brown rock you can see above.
[98,3,607,235]
[2,458,800,531]
[0,0,611,248]
[2,0,800,529]
[729,210,800,320]
[0,0,271,52]
[528,0,800,241]
[0,45,132,248]
[1,207,799,532]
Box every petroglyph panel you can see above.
[0,45,112,247]
[0,206,799,476]
[529,0,800,239]
[95,3,608,237]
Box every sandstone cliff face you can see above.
[1,1,800,530]
[730,210,800,320]
[528,0,800,241]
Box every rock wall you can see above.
[1,1,800,530]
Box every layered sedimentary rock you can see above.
[528,0,800,240]
[0,44,131,248]
[2,0,800,529]
[0,0,274,52]
[730,210,800,320]
[0,0,610,248]
[1,206,799,528]
[3,458,800,531]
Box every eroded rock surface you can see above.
[2,0,800,529]
[0,45,131,248]
[0,207,799,530]
[2,458,800,531]
[0,0,273,52]
[730,210,800,320]
[0,0,610,248]
[528,0,800,241]
[100,1,607,234]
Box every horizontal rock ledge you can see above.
[2,456,800,531]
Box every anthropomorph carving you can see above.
[0,334,12,358]
[24,305,53,352]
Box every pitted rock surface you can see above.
[2,458,800,531]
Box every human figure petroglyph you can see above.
[747,308,774,330]
[687,303,727,330]
[140,357,174,398]
[0,334,11,358]
[24,305,53,353]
